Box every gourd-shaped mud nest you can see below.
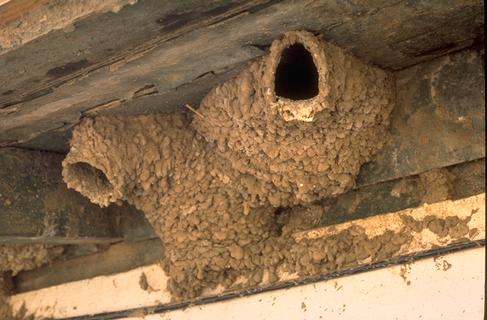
[63,31,395,300]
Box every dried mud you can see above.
[63,31,396,300]
[0,244,63,320]
[194,31,395,206]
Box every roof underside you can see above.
[0,0,484,153]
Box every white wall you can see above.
[133,247,485,320]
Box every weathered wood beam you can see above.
[357,49,485,186]
[0,147,154,244]
[0,0,483,152]
[322,158,485,227]
[13,238,163,293]
[0,0,137,54]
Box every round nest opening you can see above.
[63,161,114,202]
[274,43,319,101]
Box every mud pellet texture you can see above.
[63,32,396,300]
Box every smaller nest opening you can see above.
[65,162,113,197]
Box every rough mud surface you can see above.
[0,244,63,320]
[401,214,472,240]
[194,31,395,206]
[419,168,453,204]
[63,31,395,300]
[0,0,137,54]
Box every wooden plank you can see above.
[294,194,484,244]
[356,49,485,186]
[0,147,153,244]
[0,0,139,53]
[14,239,163,293]
[323,158,485,226]
[8,194,485,319]
[0,0,483,152]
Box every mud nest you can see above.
[63,31,395,300]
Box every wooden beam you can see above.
[0,147,153,244]
[14,238,163,293]
[8,194,485,319]
[356,49,485,186]
[0,0,483,152]
[323,158,485,226]
[0,0,138,53]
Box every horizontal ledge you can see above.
[0,237,124,245]
[14,238,163,293]
[9,193,485,319]
[77,245,487,320]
